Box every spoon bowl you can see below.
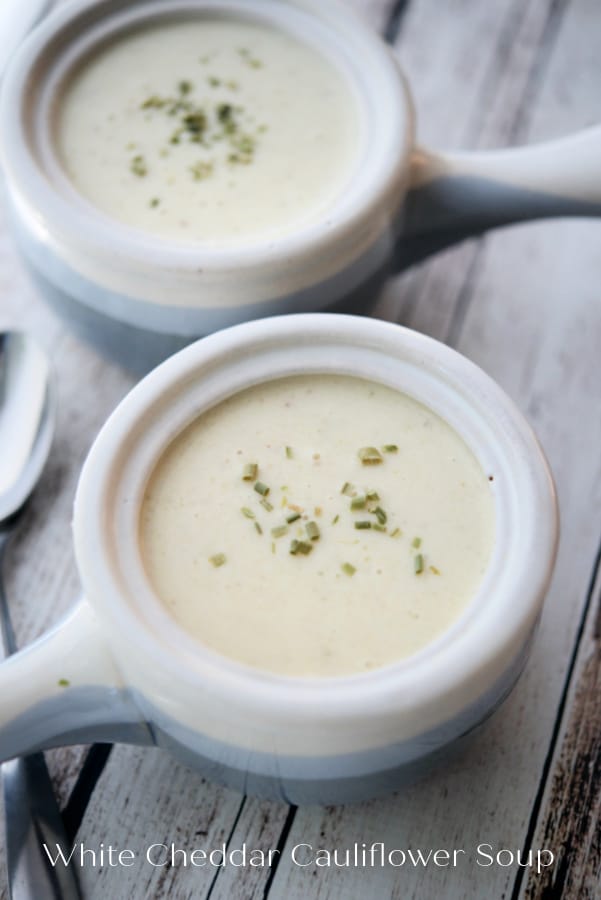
[0,332,54,522]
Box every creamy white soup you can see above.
[139,376,496,678]
[56,18,360,242]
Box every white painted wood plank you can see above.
[76,746,247,900]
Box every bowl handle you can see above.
[0,601,151,762]
[395,125,601,269]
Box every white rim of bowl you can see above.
[73,314,559,721]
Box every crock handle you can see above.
[396,125,601,268]
[0,601,151,762]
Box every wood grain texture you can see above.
[523,554,601,899]
[1,0,600,898]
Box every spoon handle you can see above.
[0,535,82,899]
[3,755,82,900]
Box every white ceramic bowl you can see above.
[2,0,601,372]
[0,315,558,803]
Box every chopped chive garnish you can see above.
[242,463,258,481]
[358,447,383,465]
[366,490,380,502]
[290,539,313,556]
[306,521,320,541]
[414,554,424,575]
[355,521,372,530]
[391,528,402,538]
[314,506,322,517]
[383,444,399,453]
[350,495,366,510]
[271,542,276,554]
[260,498,273,512]
[150,197,160,208]
[210,553,226,567]
[412,537,422,549]
[130,154,148,177]
[285,446,294,459]
[58,678,70,688]
[241,507,255,519]
[286,512,301,524]
[341,562,356,576]
[374,506,388,525]
[341,482,355,496]
[430,565,441,575]
[271,525,288,538]
[373,524,387,533]
[254,481,270,496]
[332,514,340,525]
[254,521,263,535]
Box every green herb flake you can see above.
[390,528,402,538]
[149,197,161,209]
[179,80,193,95]
[271,525,288,538]
[341,482,355,496]
[241,507,255,519]
[373,524,387,533]
[355,521,372,530]
[260,498,273,512]
[254,481,270,497]
[430,565,441,575]
[183,111,207,137]
[228,132,256,165]
[350,495,367,510]
[254,521,263,536]
[217,103,235,127]
[341,562,356,577]
[306,521,320,541]
[242,463,258,481]
[414,554,424,575]
[290,539,313,556]
[238,47,263,69]
[141,95,167,110]
[366,490,380,502]
[383,444,399,453]
[412,537,422,549]
[285,446,294,459]
[332,514,340,525]
[286,511,301,524]
[210,553,227,568]
[358,446,383,465]
[374,506,388,525]
[190,160,214,181]
[57,678,70,688]
[208,76,221,88]
[130,154,148,177]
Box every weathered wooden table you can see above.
[1,1,600,897]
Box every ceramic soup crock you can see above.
[1,0,601,373]
[0,315,558,804]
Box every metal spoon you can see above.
[0,332,81,899]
